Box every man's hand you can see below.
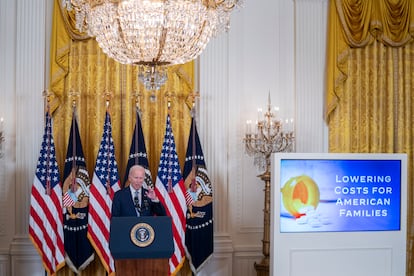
[146,187,159,202]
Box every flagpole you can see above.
[44,94,52,196]
[134,106,139,166]
[192,105,196,169]
[72,105,76,167]
[191,105,197,193]
[106,96,112,195]
[71,100,77,193]
[133,93,141,167]
[189,95,199,195]
[167,100,173,193]
[69,91,80,170]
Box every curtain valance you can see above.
[336,0,414,47]
[326,0,414,121]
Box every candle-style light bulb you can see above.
[246,120,252,134]
[257,108,263,122]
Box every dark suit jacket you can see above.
[111,186,166,217]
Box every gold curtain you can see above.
[50,1,194,275]
[326,0,414,275]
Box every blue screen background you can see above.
[279,159,401,233]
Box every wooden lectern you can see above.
[109,216,174,276]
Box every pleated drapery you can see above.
[326,1,414,275]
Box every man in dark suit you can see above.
[112,165,165,217]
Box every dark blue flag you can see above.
[124,108,153,188]
[184,117,214,273]
[62,110,94,273]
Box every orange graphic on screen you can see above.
[281,175,320,218]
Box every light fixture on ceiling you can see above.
[63,0,240,92]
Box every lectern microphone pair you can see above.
[109,216,174,276]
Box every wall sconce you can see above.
[0,117,4,158]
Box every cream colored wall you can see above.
[198,0,329,275]
[0,0,328,275]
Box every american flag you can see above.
[29,111,65,275]
[155,114,187,275]
[87,111,121,275]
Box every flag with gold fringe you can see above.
[87,111,121,275]
[29,111,65,275]
[155,114,187,275]
[183,116,214,273]
[62,109,94,273]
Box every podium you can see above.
[109,216,174,276]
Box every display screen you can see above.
[279,159,402,233]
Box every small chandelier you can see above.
[63,0,240,91]
[242,94,294,274]
[243,94,295,173]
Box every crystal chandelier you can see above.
[63,0,240,91]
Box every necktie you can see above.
[134,190,141,217]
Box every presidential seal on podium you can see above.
[130,223,155,247]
